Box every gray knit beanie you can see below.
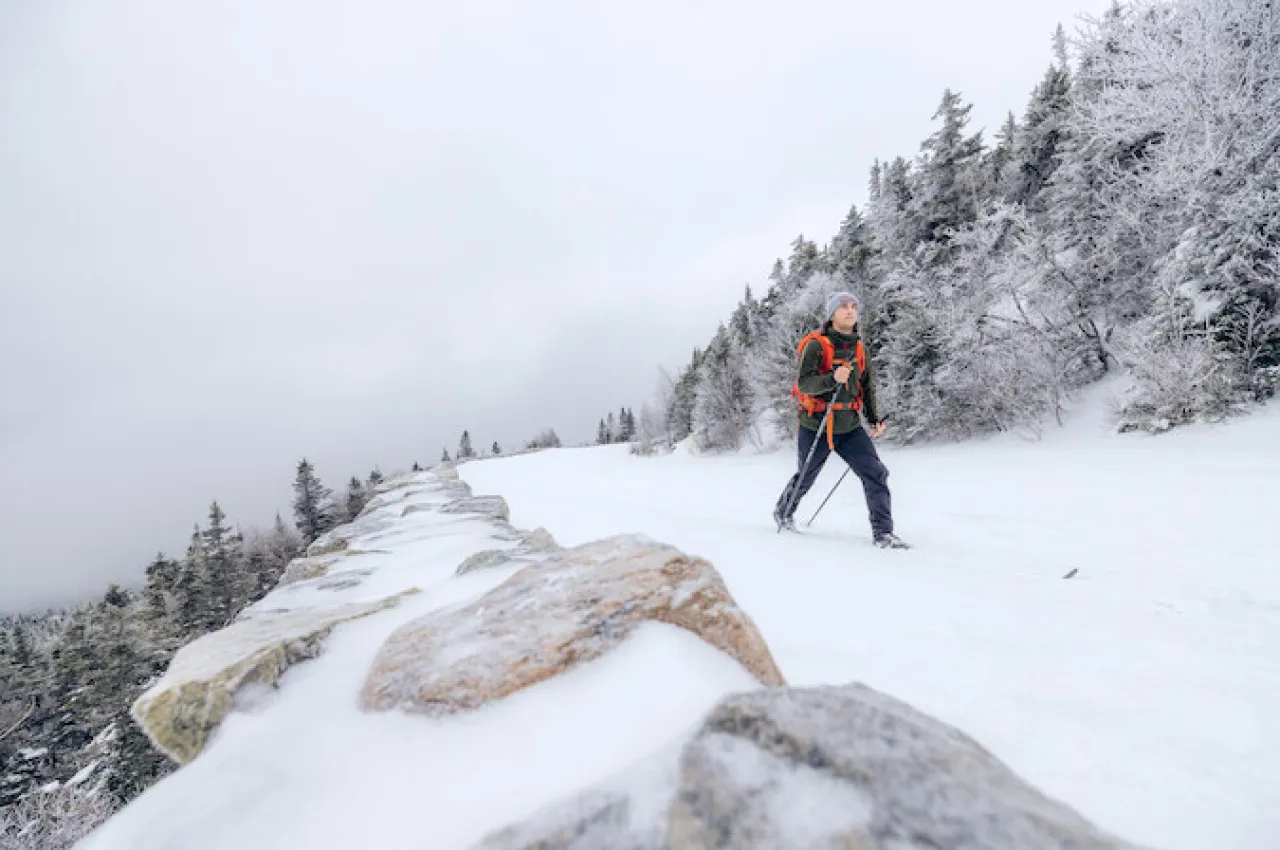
[825,291,859,320]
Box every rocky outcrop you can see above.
[277,555,342,586]
[473,683,1146,850]
[359,534,785,716]
[455,527,560,576]
[131,590,418,765]
[426,494,511,522]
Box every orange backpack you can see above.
[790,330,867,448]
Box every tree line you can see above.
[633,0,1278,454]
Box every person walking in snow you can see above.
[773,291,909,548]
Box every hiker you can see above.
[772,291,909,549]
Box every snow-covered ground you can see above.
[459,398,1280,850]
[75,394,1278,850]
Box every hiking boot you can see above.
[874,532,910,549]
[773,508,796,532]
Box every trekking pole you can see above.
[778,382,842,531]
[805,468,848,527]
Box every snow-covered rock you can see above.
[131,590,419,764]
[428,494,511,522]
[359,534,787,716]
[455,527,560,576]
[474,683,1147,850]
[276,554,343,586]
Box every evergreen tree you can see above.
[492,441,502,455]
[458,431,475,459]
[292,459,337,546]
[174,525,206,636]
[913,89,986,253]
[665,349,703,444]
[201,501,243,631]
[344,476,368,522]
[367,468,385,489]
[692,324,756,451]
[1007,62,1072,215]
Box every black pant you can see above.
[775,425,893,536]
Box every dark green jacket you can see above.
[796,324,881,435]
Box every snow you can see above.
[458,393,1280,850]
[75,393,1279,850]
[82,620,755,850]
[76,473,761,850]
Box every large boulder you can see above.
[359,534,785,716]
[472,683,1147,850]
[131,590,418,765]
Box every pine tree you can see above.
[492,441,502,455]
[458,431,475,459]
[665,349,703,444]
[692,324,756,451]
[292,459,337,546]
[367,468,385,489]
[597,418,608,445]
[1007,62,1072,215]
[440,448,451,463]
[142,554,179,627]
[913,89,986,252]
[344,476,368,522]
[201,501,243,630]
[174,525,207,636]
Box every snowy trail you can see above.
[459,405,1280,850]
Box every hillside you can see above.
[60,390,1279,850]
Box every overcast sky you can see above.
[0,0,1113,613]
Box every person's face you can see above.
[832,300,858,328]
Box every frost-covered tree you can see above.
[524,428,562,450]
[1067,0,1280,424]
[344,477,368,523]
[292,459,338,545]
[457,431,475,460]
[691,324,756,451]
[664,348,703,444]
[913,89,986,252]
[1004,68,1071,215]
